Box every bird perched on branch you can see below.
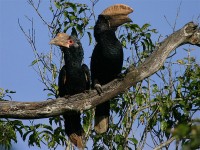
[50,33,90,149]
[91,4,133,134]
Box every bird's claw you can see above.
[94,84,103,95]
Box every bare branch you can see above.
[0,22,199,119]
[28,0,53,29]
[153,137,176,150]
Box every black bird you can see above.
[50,33,90,149]
[91,4,133,134]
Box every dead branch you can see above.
[0,22,199,119]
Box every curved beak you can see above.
[107,15,132,28]
[50,33,70,48]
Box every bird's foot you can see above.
[94,84,103,95]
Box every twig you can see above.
[173,0,182,32]
[153,137,176,150]
[27,0,53,29]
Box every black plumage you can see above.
[50,33,90,148]
[91,4,133,134]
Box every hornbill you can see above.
[50,33,90,149]
[91,4,133,134]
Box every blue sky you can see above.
[0,0,200,150]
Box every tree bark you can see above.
[0,22,199,119]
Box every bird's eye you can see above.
[68,40,74,44]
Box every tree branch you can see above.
[0,22,199,119]
[153,137,176,150]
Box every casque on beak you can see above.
[100,4,133,28]
[50,33,70,48]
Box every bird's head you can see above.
[50,33,84,63]
[50,33,80,49]
[95,4,133,31]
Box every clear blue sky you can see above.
[0,0,199,150]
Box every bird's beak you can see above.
[101,4,133,28]
[50,33,70,48]
[108,15,132,28]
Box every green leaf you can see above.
[69,15,77,21]
[129,137,138,144]
[63,11,68,18]
[68,2,77,12]
[79,7,86,14]
[15,126,24,138]
[76,24,83,33]
[145,33,151,39]
[122,39,127,47]
[47,93,54,97]
[54,2,61,9]
[23,130,32,141]
[9,90,16,94]
[152,84,159,93]
[49,6,53,12]
[117,145,124,150]
[43,124,53,132]
[151,28,157,33]
[141,23,150,30]
[30,59,38,66]
[114,134,124,144]
[177,59,185,64]
[161,121,167,131]
[87,32,92,45]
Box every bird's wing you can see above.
[82,64,90,90]
[58,65,68,97]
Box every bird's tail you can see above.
[94,101,110,134]
[63,112,85,149]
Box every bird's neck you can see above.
[94,30,123,59]
[63,48,83,69]
[95,30,118,43]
